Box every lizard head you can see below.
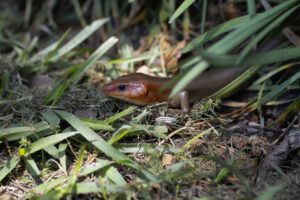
[102,74,150,105]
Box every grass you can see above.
[0,0,299,199]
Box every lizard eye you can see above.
[118,85,126,91]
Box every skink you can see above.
[102,67,247,113]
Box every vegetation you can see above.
[0,0,299,199]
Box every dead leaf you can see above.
[162,153,173,167]
[163,40,186,70]
[226,175,242,185]
[136,65,152,75]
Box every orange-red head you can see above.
[102,73,169,105]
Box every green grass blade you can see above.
[0,156,20,182]
[42,63,80,105]
[210,65,262,99]
[50,80,69,106]
[5,122,51,142]
[54,110,158,182]
[208,0,297,54]
[199,47,300,67]
[26,176,66,199]
[75,182,132,196]
[0,126,35,137]
[71,0,87,27]
[114,143,180,154]
[202,155,250,190]
[96,159,127,186]
[108,125,131,145]
[81,118,115,131]
[169,0,195,24]
[129,124,167,139]
[43,37,118,105]
[254,183,285,200]
[29,41,59,62]
[201,0,208,34]
[69,36,118,83]
[105,106,136,124]
[24,0,32,27]
[170,60,209,98]
[24,156,41,177]
[108,50,166,64]
[49,18,110,62]
[181,128,213,153]
[58,143,68,171]
[40,109,61,127]
[237,5,299,64]
[77,160,115,177]
[54,110,133,163]
[183,15,250,53]
[247,0,256,18]
[257,71,300,106]
[43,29,71,65]
[24,131,79,156]
[252,63,296,86]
